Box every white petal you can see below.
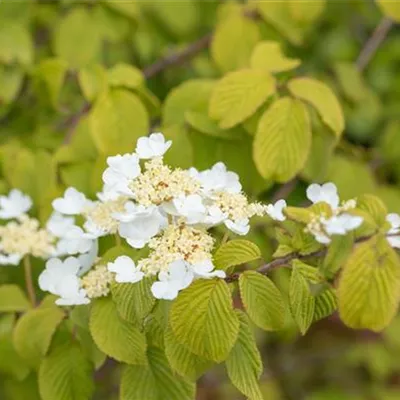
[224,219,250,235]
[52,188,89,215]
[0,189,32,219]
[388,236,400,249]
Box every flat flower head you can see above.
[136,132,172,159]
[266,199,287,221]
[306,182,339,210]
[0,189,32,219]
[107,255,144,283]
[52,188,90,215]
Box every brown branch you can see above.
[224,233,378,283]
[270,178,298,203]
[61,102,90,144]
[143,34,212,79]
[356,16,394,71]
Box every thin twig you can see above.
[270,178,298,203]
[61,102,90,145]
[224,233,377,283]
[23,256,36,307]
[356,16,394,71]
[143,34,212,79]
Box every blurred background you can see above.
[1,0,400,399]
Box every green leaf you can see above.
[255,1,304,45]
[334,62,368,103]
[78,64,108,102]
[321,235,354,279]
[111,277,155,324]
[239,271,285,331]
[0,22,33,65]
[120,347,195,400]
[214,240,261,270]
[211,14,260,73]
[226,311,263,400]
[356,194,388,229]
[209,69,276,129]
[253,97,311,182]
[107,63,144,90]
[163,79,215,127]
[288,0,326,23]
[13,307,65,367]
[54,7,101,68]
[338,235,400,331]
[164,324,211,380]
[0,285,30,312]
[185,111,245,141]
[288,77,344,137]
[39,342,94,400]
[89,297,147,365]
[34,58,68,107]
[376,0,400,21]
[289,262,315,334]
[90,88,149,155]
[0,65,24,105]
[170,279,239,362]
[250,41,301,73]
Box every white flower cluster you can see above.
[0,190,54,265]
[302,183,363,244]
[38,133,274,304]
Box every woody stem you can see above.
[23,255,36,307]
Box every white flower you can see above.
[52,188,90,215]
[224,218,250,235]
[102,154,140,196]
[107,256,144,283]
[151,260,194,300]
[54,226,94,255]
[55,276,90,306]
[386,213,400,248]
[323,214,363,236]
[191,259,226,279]
[135,133,172,159]
[116,204,167,248]
[266,199,287,221]
[313,231,331,244]
[77,240,99,275]
[195,162,242,195]
[46,212,75,238]
[306,182,339,210]
[0,189,32,219]
[203,206,228,226]
[163,194,206,224]
[0,253,22,266]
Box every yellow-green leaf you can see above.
[54,7,101,68]
[250,41,301,73]
[0,22,33,65]
[253,97,311,182]
[211,14,260,73]
[164,324,211,380]
[210,69,276,129]
[0,65,24,105]
[288,77,344,137]
[334,62,368,103]
[107,63,144,90]
[111,277,155,324]
[321,235,354,279]
[0,285,30,313]
[338,235,400,331]
[376,0,400,21]
[90,89,149,155]
[78,64,108,102]
[288,0,326,23]
[226,311,263,400]
[120,347,195,400]
[39,342,94,400]
[170,279,239,362]
[89,297,147,365]
[13,307,65,367]
[214,240,261,270]
[239,271,285,331]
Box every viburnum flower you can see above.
[192,259,226,279]
[136,132,172,159]
[0,189,32,219]
[150,260,194,300]
[107,255,144,283]
[323,214,363,236]
[52,187,91,215]
[39,257,90,305]
[265,199,287,221]
[306,182,340,210]
[386,213,400,248]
